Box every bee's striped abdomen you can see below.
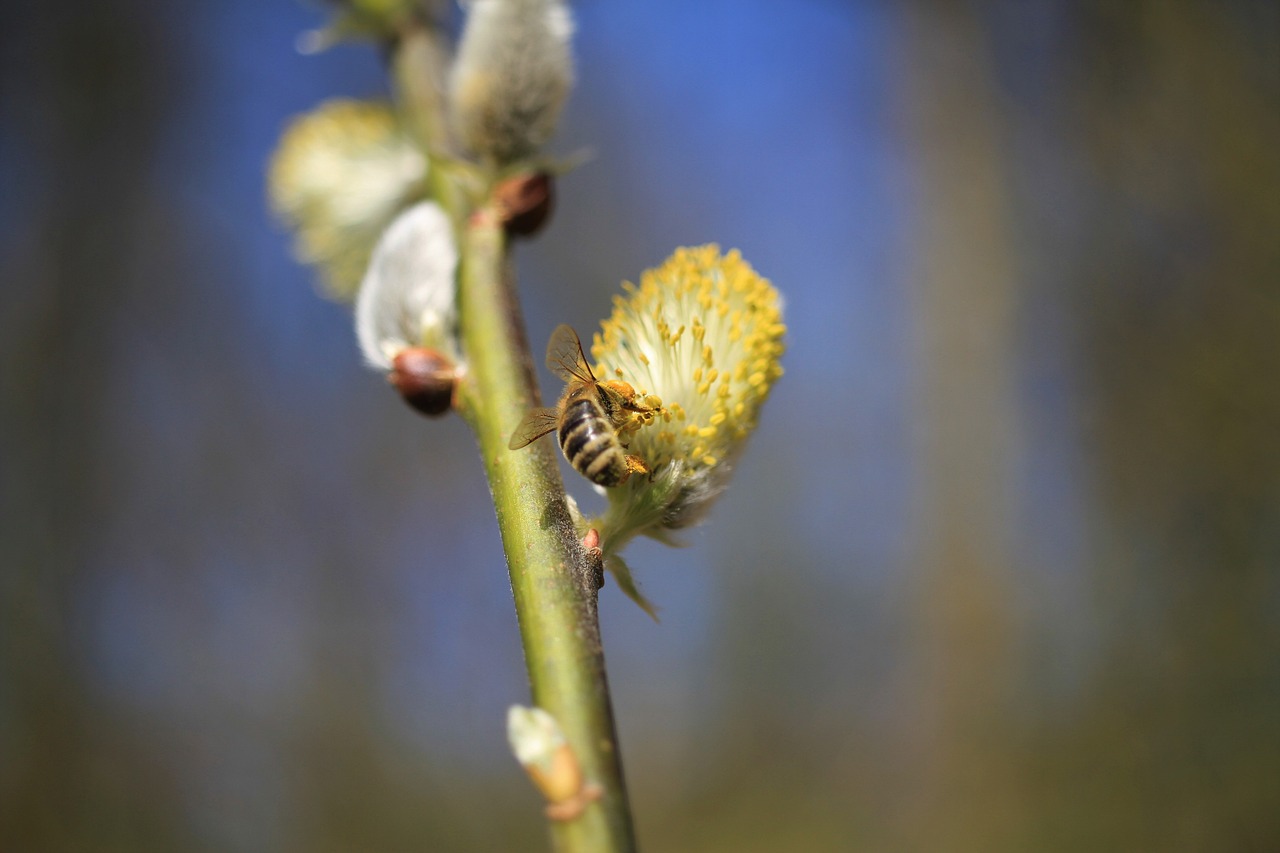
[558,397,625,486]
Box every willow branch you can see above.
[391,20,471,221]
[454,209,636,852]
[389,16,635,850]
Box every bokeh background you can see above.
[3,1,1279,850]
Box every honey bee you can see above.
[509,324,660,487]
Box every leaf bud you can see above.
[506,705,601,820]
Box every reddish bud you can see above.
[494,172,554,237]
[389,347,455,417]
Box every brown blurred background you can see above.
[1,1,1278,850]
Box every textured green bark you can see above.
[391,21,636,850]
[455,211,636,852]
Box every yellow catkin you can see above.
[591,245,785,475]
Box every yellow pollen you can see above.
[586,245,786,477]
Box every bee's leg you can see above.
[626,400,662,416]
[618,454,649,485]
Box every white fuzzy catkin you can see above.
[450,0,574,165]
[268,99,426,299]
[355,201,459,368]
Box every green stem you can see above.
[391,20,472,222]
[456,209,636,852]
[389,18,635,849]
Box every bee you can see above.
[509,324,660,487]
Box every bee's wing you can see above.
[508,407,560,450]
[546,324,596,384]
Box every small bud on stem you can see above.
[389,347,456,416]
[506,706,602,821]
[494,171,555,237]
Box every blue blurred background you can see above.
[2,1,1278,850]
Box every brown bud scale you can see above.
[389,347,455,417]
[494,172,554,237]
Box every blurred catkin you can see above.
[449,0,574,167]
